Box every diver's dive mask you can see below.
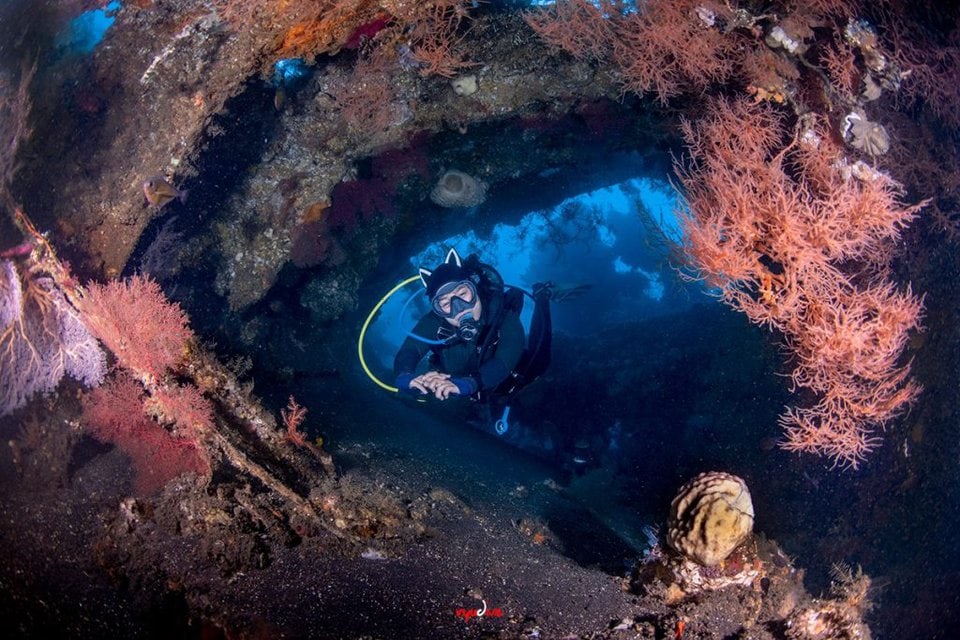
[430,280,478,319]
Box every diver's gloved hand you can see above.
[432,379,461,400]
[402,371,476,400]
[532,281,553,301]
[402,371,458,398]
[395,372,418,394]
[449,376,477,397]
[422,372,475,400]
[425,376,478,400]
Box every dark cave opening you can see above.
[148,89,686,405]
[59,69,898,611]
[296,149,808,573]
[32,55,938,634]
[151,82,769,494]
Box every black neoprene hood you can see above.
[424,262,472,299]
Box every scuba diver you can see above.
[392,249,556,416]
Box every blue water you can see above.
[55,1,120,56]
[365,177,689,370]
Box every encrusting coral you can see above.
[624,474,873,636]
[786,564,873,640]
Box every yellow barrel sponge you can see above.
[667,471,755,567]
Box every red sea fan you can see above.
[77,274,193,385]
[76,275,213,493]
[144,382,214,439]
[81,372,209,494]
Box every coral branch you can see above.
[677,98,923,468]
[281,395,308,447]
[77,275,193,386]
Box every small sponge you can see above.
[667,471,754,567]
[430,170,487,208]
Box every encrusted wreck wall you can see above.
[17,1,272,274]
[204,12,631,310]
[14,1,668,316]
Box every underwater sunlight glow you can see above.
[365,177,684,370]
[55,1,120,56]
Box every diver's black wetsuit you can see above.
[393,292,525,399]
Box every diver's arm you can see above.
[393,342,423,390]
[393,315,437,392]
[463,313,525,393]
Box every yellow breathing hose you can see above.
[357,275,422,393]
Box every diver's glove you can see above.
[533,281,591,302]
[532,282,553,301]
[449,376,478,396]
[395,372,419,394]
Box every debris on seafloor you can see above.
[512,516,553,547]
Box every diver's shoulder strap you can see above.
[501,286,524,315]
[480,283,553,401]
[475,286,524,363]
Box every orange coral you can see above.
[301,200,329,223]
[678,98,924,468]
[330,48,405,134]
[523,0,618,62]
[820,41,861,99]
[403,0,477,78]
[741,47,799,104]
[525,0,744,104]
[273,0,477,77]
[611,0,741,104]
[276,0,383,59]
